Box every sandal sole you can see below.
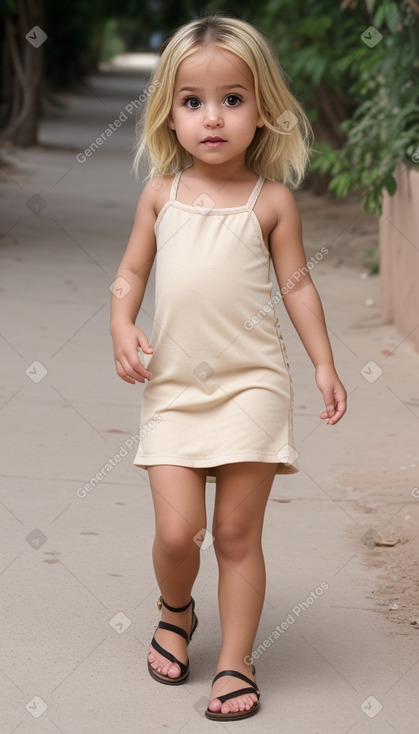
[147,661,190,686]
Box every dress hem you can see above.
[133,454,299,482]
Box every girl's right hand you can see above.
[111,324,153,384]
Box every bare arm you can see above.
[110,180,157,384]
[269,185,346,424]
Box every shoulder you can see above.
[255,179,301,241]
[261,179,300,221]
[138,174,176,217]
[265,180,303,254]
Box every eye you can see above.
[184,96,201,109]
[224,94,242,107]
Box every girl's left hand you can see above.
[315,364,347,425]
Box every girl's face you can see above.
[168,44,263,167]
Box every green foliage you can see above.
[208,0,368,111]
[101,18,126,62]
[310,0,419,215]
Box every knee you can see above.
[213,521,252,563]
[155,524,197,560]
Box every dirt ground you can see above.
[295,186,380,270]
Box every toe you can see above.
[167,662,181,678]
[208,698,222,713]
[221,698,238,714]
[148,648,181,678]
[221,693,256,715]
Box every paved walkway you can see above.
[0,68,418,733]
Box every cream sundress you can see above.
[133,170,299,483]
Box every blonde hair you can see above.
[133,13,313,188]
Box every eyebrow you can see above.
[177,84,248,93]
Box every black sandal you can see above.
[147,595,198,685]
[205,666,260,720]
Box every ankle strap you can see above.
[157,595,192,613]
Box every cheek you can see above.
[240,117,260,139]
[171,109,196,131]
[232,108,260,132]
[179,115,201,139]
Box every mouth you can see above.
[202,136,227,147]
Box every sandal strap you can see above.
[158,595,193,613]
[212,669,260,698]
[150,635,189,677]
[157,620,189,642]
[217,686,260,705]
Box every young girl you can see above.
[110,13,346,722]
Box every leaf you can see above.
[374,5,386,28]
[386,3,402,33]
[329,173,352,198]
[311,57,327,86]
[365,192,382,216]
[384,174,397,196]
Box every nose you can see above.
[204,104,224,128]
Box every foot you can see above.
[207,665,259,716]
[147,604,193,680]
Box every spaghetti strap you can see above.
[170,171,182,201]
[246,176,265,211]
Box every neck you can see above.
[187,155,250,182]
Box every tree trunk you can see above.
[0,0,44,147]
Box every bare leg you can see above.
[147,465,207,679]
[208,462,277,715]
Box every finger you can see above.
[326,398,347,425]
[118,356,151,383]
[320,395,336,420]
[138,334,154,354]
[129,352,152,380]
[115,360,136,384]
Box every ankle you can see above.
[160,606,191,625]
[158,595,192,613]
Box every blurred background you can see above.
[1,0,418,215]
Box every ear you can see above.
[168,115,176,130]
[256,114,264,128]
